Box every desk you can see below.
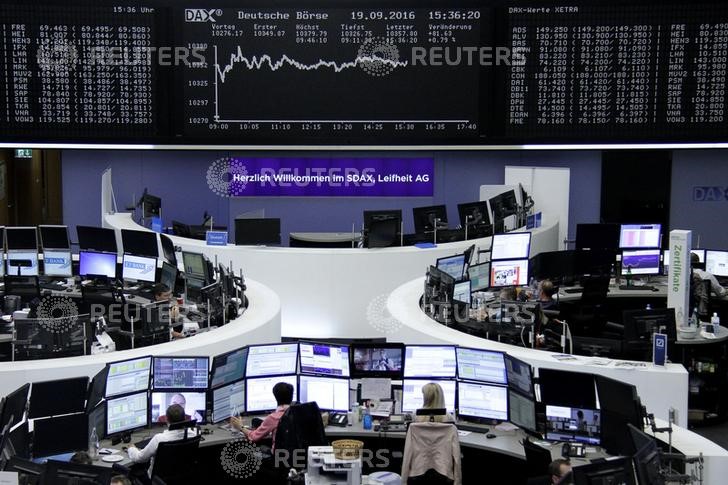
[105,212,560,339]
[289,232,362,248]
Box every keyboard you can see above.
[563,288,583,294]
[619,285,655,291]
[41,282,67,291]
[135,438,152,449]
[455,423,490,434]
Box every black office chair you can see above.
[149,434,202,485]
[271,401,328,479]
[559,276,610,336]
[42,459,114,485]
[690,274,712,321]
[3,276,41,306]
[522,438,553,479]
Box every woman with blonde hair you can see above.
[415,382,454,422]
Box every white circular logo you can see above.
[206,158,249,197]
[36,40,78,75]
[37,296,79,333]
[366,293,403,334]
[220,439,262,479]
[358,37,400,77]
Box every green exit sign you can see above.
[14,149,32,159]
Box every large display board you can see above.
[0,0,727,145]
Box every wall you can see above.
[671,150,728,248]
[61,149,602,242]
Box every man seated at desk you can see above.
[152,283,184,339]
[538,280,558,310]
[127,403,198,477]
[229,381,293,450]
[692,253,727,298]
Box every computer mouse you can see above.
[486,433,496,439]
[127,295,135,299]
[66,288,73,292]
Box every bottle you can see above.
[625,266,632,287]
[711,312,720,331]
[89,427,99,460]
[690,307,699,328]
[646,304,651,310]
[362,407,373,430]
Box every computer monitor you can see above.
[78,251,117,279]
[139,191,162,218]
[152,356,209,391]
[151,392,206,424]
[160,261,177,289]
[39,225,70,250]
[42,459,114,485]
[32,413,87,458]
[456,348,506,384]
[401,379,456,414]
[619,223,662,249]
[42,250,73,277]
[623,308,677,359]
[489,190,518,222]
[160,234,177,266]
[457,382,508,421]
[234,218,281,246]
[76,226,117,253]
[122,254,157,283]
[529,250,576,283]
[468,262,490,292]
[436,254,466,281]
[363,210,402,248]
[412,205,448,234]
[571,456,636,485]
[88,402,106,442]
[349,343,404,379]
[106,392,148,436]
[210,348,248,389]
[628,424,663,485]
[663,249,707,274]
[86,367,108,413]
[490,259,529,287]
[491,232,532,260]
[28,377,88,419]
[246,375,298,413]
[453,281,471,304]
[575,223,620,251]
[404,345,457,378]
[0,384,29,430]
[299,342,350,377]
[246,343,299,378]
[621,249,661,276]
[121,229,158,258]
[211,381,246,423]
[539,369,597,409]
[504,355,534,399]
[6,252,39,276]
[182,251,207,279]
[574,249,617,277]
[545,405,601,445]
[105,356,152,398]
[705,250,728,277]
[508,389,537,433]
[457,201,491,238]
[596,376,643,455]
[298,375,350,412]
[5,227,37,251]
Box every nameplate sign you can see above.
[206,231,228,246]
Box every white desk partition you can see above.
[0,279,281,399]
[104,213,560,339]
[386,277,688,426]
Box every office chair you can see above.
[149,434,202,485]
[42,459,114,485]
[272,401,328,479]
[3,276,41,305]
[690,275,711,320]
[559,275,610,336]
[522,438,553,479]
[401,422,461,485]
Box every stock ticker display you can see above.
[0,1,727,145]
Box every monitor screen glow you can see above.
[122,254,157,283]
[619,224,661,249]
[404,345,457,378]
[468,262,490,292]
[246,375,298,413]
[299,343,350,377]
[43,250,72,277]
[706,250,728,277]
[79,251,117,278]
[491,232,531,260]
[6,251,39,276]
[298,375,350,412]
[457,382,508,421]
[622,249,661,276]
[246,343,299,378]
[436,254,466,281]
[490,259,529,287]
[402,379,456,414]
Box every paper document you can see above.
[0,472,19,485]
[361,378,392,400]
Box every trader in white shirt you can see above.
[692,253,727,298]
[127,403,197,477]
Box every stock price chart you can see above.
[181,6,486,143]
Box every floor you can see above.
[693,421,728,450]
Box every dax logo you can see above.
[693,186,728,202]
[185,8,221,22]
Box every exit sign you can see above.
[14,149,32,158]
